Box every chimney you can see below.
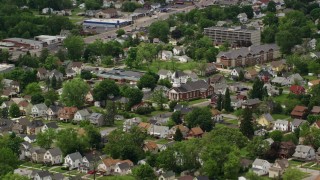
[207,78,211,85]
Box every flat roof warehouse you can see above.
[84,18,132,25]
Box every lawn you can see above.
[273,94,289,103]
[57,122,79,129]
[289,160,303,167]
[187,98,208,105]
[136,60,200,72]
[50,166,69,173]
[272,114,290,120]
[99,175,136,180]
[225,119,239,125]
[156,138,170,144]
[303,75,318,81]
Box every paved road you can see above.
[84,5,196,44]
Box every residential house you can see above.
[188,127,204,138]
[12,118,30,134]
[252,158,271,176]
[34,171,52,180]
[308,79,320,88]
[291,105,308,119]
[198,63,217,77]
[81,151,103,173]
[47,69,63,80]
[168,125,189,139]
[269,159,289,178]
[148,125,169,138]
[270,60,286,73]
[143,141,159,153]
[24,135,37,143]
[73,109,91,122]
[64,152,82,170]
[68,61,83,74]
[1,88,17,98]
[114,161,133,175]
[173,55,191,63]
[257,113,274,128]
[58,107,78,121]
[31,148,46,163]
[14,168,33,178]
[171,71,189,87]
[149,113,171,126]
[168,80,214,101]
[19,142,33,160]
[290,85,305,95]
[31,103,48,118]
[273,120,289,132]
[37,68,48,80]
[158,69,172,80]
[95,8,118,18]
[27,120,44,135]
[96,69,144,85]
[230,67,243,78]
[245,69,258,80]
[0,118,13,134]
[98,158,133,175]
[173,46,185,55]
[0,100,14,109]
[292,145,316,161]
[18,100,32,116]
[89,113,105,126]
[237,13,248,23]
[42,122,59,132]
[231,96,243,109]
[123,117,141,132]
[159,171,175,180]
[311,106,320,115]
[46,105,61,120]
[161,50,173,61]
[44,147,63,165]
[242,98,261,109]
[211,109,223,122]
[263,83,280,96]
[291,119,307,132]
[2,78,20,93]
[279,142,296,159]
[312,120,320,129]
[209,74,226,86]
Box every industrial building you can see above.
[83,18,133,28]
[203,26,261,47]
[34,35,66,45]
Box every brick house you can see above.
[58,107,78,121]
[290,85,305,95]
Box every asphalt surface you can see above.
[84,5,196,44]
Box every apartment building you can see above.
[203,26,261,47]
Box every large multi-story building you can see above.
[216,44,280,68]
[204,26,261,47]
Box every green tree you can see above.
[246,137,270,159]
[240,108,254,138]
[276,30,299,54]
[171,111,182,125]
[116,29,125,37]
[0,148,20,177]
[169,101,177,112]
[283,168,306,180]
[56,128,89,156]
[269,130,283,142]
[217,93,222,111]
[123,87,143,109]
[267,1,276,12]
[44,55,58,70]
[185,107,213,132]
[31,93,45,104]
[24,82,41,96]
[80,70,93,80]
[9,103,20,118]
[93,79,120,101]
[36,128,56,149]
[122,1,141,12]
[223,88,232,112]
[158,78,172,88]
[151,89,168,110]
[63,35,85,60]
[61,78,90,107]
[249,78,265,100]
[39,48,49,63]
[137,74,157,90]
[132,164,156,180]
[84,125,102,149]
[51,76,57,90]
[85,0,102,10]
[242,5,254,19]
[174,128,183,141]
[2,173,29,180]
[105,101,117,126]
[44,90,59,105]
[149,21,170,43]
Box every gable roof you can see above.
[47,147,62,156]
[28,120,44,128]
[291,119,307,127]
[67,152,82,161]
[261,113,274,122]
[253,158,269,166]
[36,171,51,178]
[117,162,131,171]
[190,127,204,135]
[144,141,158,150]
[161,171,175,178]
[33,103,47,111]
[171,80,210,93]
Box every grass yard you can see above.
[50,166,69,173]
[272,114,290,120]
[273,94,289,103]
[57,121,79,129]
[137,61,200,72]
[99,175,136,180]
[226,119,239,125]
[289,160,303,167]
[240,148,249,158]
[187,98,208,105]
[303,75,318,81]
[156,138,170,144]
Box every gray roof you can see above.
[158,69,171,76]
[33,103,47,111]
[89,112,103,120]
[27,120,44,128]
[292,119,307,127]
[67,152,82,161]
[45,122,59,129]
[274,119,288,125]
[217,44,279,59]
[253,158,269,166]
[293,145,314,158]
[47,147,62,156]
[162,171,175,178]
[196,176,210,180]
[48,69,63,79]
[118,162,130,170]
[262,113,274,122]
[52,173,64,180]
[242,98,261,106]
[36,171,51,178]
[173,70,187,78]
[48,105,61,113]
[77,109,90,117]
[96,69,144,81]
[171,80,210,93]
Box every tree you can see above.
[61,78,90,107]
[137,74,157,90]
[276,30,299,54]
[246,137,270,159]
[238,70,245,81]
[93,79,120,101]
[105,101,117,126]
[223,88,232,112]
[149,21,170,43]
[122,1,141,12]
[158,78,172,88]
[132,164,156,180]
[24,82,41,96]
[0,148,20,177]
[123,87,143,109]
[116,29,125,37]
[174,128,183,141]
[44,90,59,105]
[269,130,283,142]
[249,78,265,100]
[80,70,93,80]
[185,107,213,132]
[2,173,29,180]
[9,103,20,118]
[169,101,177,112]
[85,0,102,10]
[31,93,45,104]
[63,35,85,60]
[51,76,57,90]
[171,111,182,125]
[171,29,183,40]
[37,128,56,149]
[56,128,89,156]
[217,94,222,111]
[267,1,276,12]
[151,89,168,110]
[240,108,254,138]
[242,5,254,19]
[84,125,102,149]
[283,168,306,180]
[39,48,49,63]
[44,55,58,70]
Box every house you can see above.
[14,168,33,178]
[291,119,307,132]
[168,80,214,101]
[31,103,48,118]
[292,145,316,161]
[173,46,185,55]
[158,69,172,80]
[42,122,59,132]
[308,79,320,88]
[252,158,271,176]
[95,8,118,18]
[19,142,33,160]
[58,107,78,121]
[273,120,289,132]
[3,78,20,93]
[27,120,44,135]
[46,105,61,120]
[151,3,161,10]
[47,69,63,80]
[291,105,308,119]
[211,109,223,122]
[31,148,46,163]
[64,152,82,170]
[97,158,133,175]
[89,113,105,126]
[168,124,189,139]
[188,127,204,138]
[237,13,248,23]
[245,69,258,80]
[199,63,217,77]
[143,141,159,153]
[24,135,37,143]
[37,68,48,80]
[67,61,83,74]
[18,100,32,116]
[44,147,63,165]
[173,55,191,63]
[230,68,243,78]
[114,162,133,175]
[42,7,53,14]
[171,71,189,87]
[270,60,286,73]
[73,109,91,122]
[148,125,169,138]
[123,117,141,132]
[257,113,274,128]
[80,151,103,173]
[290,85,305,95]
[161,50,173,60]
[269,159,289,178]
[209,74,226,86]
[279,141,296,158]
[312,120,320,129]
[34,171,52,180]
[242,98,261,109]
[12,118,30,134]
[159,171,175,180]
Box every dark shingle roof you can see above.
[45,122,59,129]
[172,80,209,92]
[48,147,62,156]
[118,162,130,170]
[67,152,82,161]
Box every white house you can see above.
[34,171,52,180]
[292,145,316,161]
[64,152,82,170]
[73,109,91,122]
[237,13,248,23]
[230,68,243,78]
[42,8,54,14]
[158,69,172,80]
[161,51,173,61]
[291,119,307,132]
[173,46,185,55]
[147,125,169,139]
[308,39,317,50]
[24,135,37,143]
[114,162,133,175]
[252,158,271,176]
[44,148,63,165]
[273,120,289,132]
[173,55,191,63]
[171,71,189,87]
[31,103,48,118]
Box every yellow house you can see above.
[270,60,286,73]
[257,113,275,128]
